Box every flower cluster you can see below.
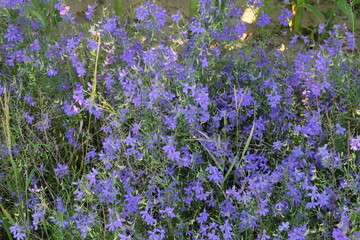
[0,0,359,240]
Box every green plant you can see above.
[335,0,360,33]
[189,0,199,18]
[114,0,123,18]
[286,0,322,33]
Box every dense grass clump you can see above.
[0,0,360,239]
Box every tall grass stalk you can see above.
[0,87,20,194]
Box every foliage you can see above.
[0,0,359,239]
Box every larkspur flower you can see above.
[189,21,206,34]
[54,163,69,178]
[350,136,360,150]
[279,222,290,231]
[85,4,96,21]
[256,11,271,27]
[10,222,26,240]
[196,209,209,224]
[278,8,292,26]
[4,24,23,42]
[23,112,34,124]
[171,10,181,22]
[332,228,350,240]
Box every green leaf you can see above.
[114,0,123,19]
[0,205,14,225]
[223,121,255,185]
[298,4,322,23]
[29,9,47,28]
[336,0,357,32]
[189,0,199,18]
[352,0,360,6]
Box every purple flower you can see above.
[332,228,350,240]
[105,212,126,231]
[10,222,26,240]
[205,165,224,184]
[148,227,166,240]
[23,112,34,124]
[61,101,80,116]
[30,39,41,51]
[288,225,307,240]
[189,21,206,34]
[87,39,98,51]
[256,11,271,27]
[4,24,23,42]
[171,10,181,22]
[160,207,176,218]
[278,9,292,26]
[279,222,289,231]
[35,113,50,132]
[272,141,282,150]
[136,4,149,20]
[318,23,325,34]
[54,163,69,178]
[257,229,270,240]
[32,206,45,230]
[350,136,360,150]
[140,210,157,225]
[196,209,209,224]
[24,94,36,106]
[334,124,346,135]
[85,4,96,21]
[220,220,235,239]
[46,66,58,76]
[266,91,282,108]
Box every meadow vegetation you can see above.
[0,0,360,239]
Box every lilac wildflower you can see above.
[288,225,307,240]
[4,24,23,42]
[257,229,270,240]
[278,8,292,26]
[334,123,346,135]
[24,94,36,106]
[189,21,206,34]
[46,66,58,76]
[23,112,34,124]
[318,23,325,34]
[220,220,235,239]
[85,4,96,21]
[35,113,50,132]
[54,163,69,178]
[350,136,360,150]
[30,39,41,51]
[272,141,282,150]
[205,165,224,184]
[279,222,290,231]
[10,222,26,240]
[61,101,80,116]
[332,228,350,240]
[196,209,209,224]
[105,212,126,231]
[140,210,157,225]
[32,205,45,230]
[171,10,181,22]
[136,5,149,20]
[256,11,271,27]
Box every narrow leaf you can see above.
[29,9,47,28]
[336,0,357,31]
[352,0,360,6]
[223,122,255,184]
[298,4,322,23]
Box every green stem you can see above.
[189,0,199,18]
[114,0,123,19]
